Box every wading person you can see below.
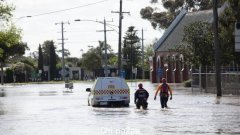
[154,78,173,108]
[134,83,149,109]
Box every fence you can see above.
[191,66,240,95]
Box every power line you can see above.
[67,40,118,44]
[14,0,108,19]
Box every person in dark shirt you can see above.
[134,83,149,109]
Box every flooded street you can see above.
[0,82,239,135]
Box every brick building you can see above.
[150,6,227,83]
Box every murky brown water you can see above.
[0,82,239,135]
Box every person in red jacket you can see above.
[154,78,173,108]
[134,83,149,109]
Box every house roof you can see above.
[154,9,214,52]
[154,2,229,52]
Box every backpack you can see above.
[160,83,169,97]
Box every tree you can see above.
[0,26,28,85]
[96,40,114,66]
[140,0,213,30]
[42,40,52,66]
[49,43,57,80]
[174,21,214,67]
[41,40,58,80]
[12,61,34,82]
[65,57,79,67]
[0,1,14,22]
[144,39,157,71]
[57,48,71,57]
[218,0,240,65]
[38,44,43,80]
[3,55,36,83]
[122,26,141,79]
[172,1,240,66]
[108,55,118,66]
[81,48,101,72]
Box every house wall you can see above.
[150,56,156,83]
[151,51,189,83]
[68,67,82,80]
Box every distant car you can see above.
[86,77,130,107]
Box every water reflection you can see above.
[0,110,4,115]
[0,89,5,97]
[38,91,58,96]
[134,108,149,115]
[0,101,5,115]
[215,96,221,104]
[92,108,131,116]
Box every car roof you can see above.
[93,77,129,90]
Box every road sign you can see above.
[59,68,69,77]
[120,70,125,78]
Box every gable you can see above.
[154,10,213,52]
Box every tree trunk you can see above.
[1,62,4,85]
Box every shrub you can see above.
[183,79,192,87]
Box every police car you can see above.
[86,77,130,107]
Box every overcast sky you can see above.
[8,0,163,57]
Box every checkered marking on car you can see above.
[93,89,130,95]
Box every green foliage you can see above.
[0,1,27,84]
[218,0,240,65]
[184,21,214,66]
[141,0,212,30]
[0,1,14,22]
[122,26,141,69]
[80,40,115,72]
[81,48,101,71]
[143,39,157,71]
[0,26,27,62]
[20,57,36,69]
[174,21,214,67]
[57,49,71,57]
[49,43,57,80]
[5,68,13,83]
[96,40,114,63]
[65,57,79,67]
[183,79,192,87]
[12,62,34,74]
[38,45,43,72]
[42,40,53,65]
[41,40,58,80]
[108,55,117,66]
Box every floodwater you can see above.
[0,82,239,135]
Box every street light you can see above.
[88,45,93,48]
[74,19,118,33]
[13,16,32,22]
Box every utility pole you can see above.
[141,28,145,80]
[131,32,133,80]
[97,18,114,77]
[213,0,222,96]
[55,21,69,82]
[112,0,130,77]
